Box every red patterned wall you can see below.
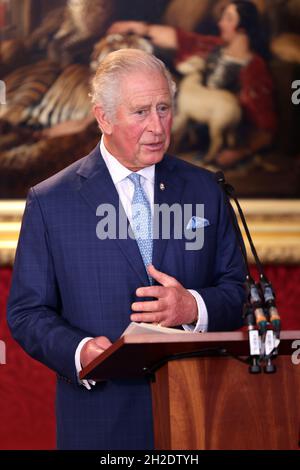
[0,265,299,449]
[0,268,56,450]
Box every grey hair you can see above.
[90,48,176,119]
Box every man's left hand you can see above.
[130,265,198,327]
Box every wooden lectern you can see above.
[80,331,300,450]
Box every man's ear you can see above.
[93,105,113,135]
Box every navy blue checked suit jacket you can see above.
[7,144,245,450]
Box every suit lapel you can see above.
[153,155,186,271]
[76,144,149,286]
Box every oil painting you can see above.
[0,0,300,198]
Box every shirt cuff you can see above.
[183,290,208,333]
[75,337,96,390]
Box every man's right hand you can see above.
[80,336,112,369]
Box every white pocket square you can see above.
[186,216,210,230]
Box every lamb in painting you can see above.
[173,56,242,163]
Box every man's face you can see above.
[98,69,173,171]
[218,4,240,43]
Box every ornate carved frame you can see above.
[0,199,299,266]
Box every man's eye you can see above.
[158,105,169,114]
[136,110,147,116]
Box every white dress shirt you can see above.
[75,137,208,388]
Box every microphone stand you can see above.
[216,172,281,374]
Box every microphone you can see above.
[215,171,281,373]
[244,277,262,374]
[216,172,263,372]
[260,274,281,338]
[247,275,268,335]
[259,274,280,373]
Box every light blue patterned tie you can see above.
[128,173,153,283]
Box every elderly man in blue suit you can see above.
[7,49,245,450]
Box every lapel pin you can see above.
[160,183,165,191]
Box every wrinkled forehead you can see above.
[119,65,167,85]
[119,69,172,99]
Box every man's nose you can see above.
[148,111,164,134]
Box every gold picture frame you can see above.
[0,199,299,266]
